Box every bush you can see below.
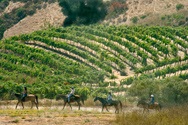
[176,4,184,11]
[59,0,107,26]
[16,8,26,19]
[128,77,188,105]
[131,16,139,24]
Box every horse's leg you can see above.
[115,106,119,114]
[21,102,24,109]
[101,105,104,112]
[34,101,38,109]
[68,102,72,110]
[77,102,81,110]
[105,106,109,112]
[62,102,66,110]
[31,101,33,109]
[15,101,20,109]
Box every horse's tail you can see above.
[119,100,123,111]
[35,95,38,104]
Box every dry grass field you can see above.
[0,100,188,125]
[0,99,116,125]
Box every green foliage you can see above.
[58,0,107,26]
[176,4,184,11]
[16,8,26,19]
[131,16,139,24]
[91,87,109,97]
[140,15,147,19]
[128,77,188,105]
[0,25,188,103]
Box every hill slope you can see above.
[1,0,188,39]
[3,2,65,39]
[1,25,188,86]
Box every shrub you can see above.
[16,8,26,19]
[59,0,107,26]
[176,4,184,11]
[128,77,188,105]
[140,15,147,19]
[131,16,139,24]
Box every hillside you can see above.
[104,0,188,25]
[0,0,188,101]
[0,25,188,86]
[1,0,188,39]
[1,1,65,39]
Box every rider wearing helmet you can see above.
[68,87,75,102]
[150,94,155,105]
[107,92,112,105]
[21,86,28,101]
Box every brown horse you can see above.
[14,93,38,109]
[137,100,161,113]
[94,96,122,114]
[56,94,84,110]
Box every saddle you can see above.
[67,94,79,99]
[149,102,159,107]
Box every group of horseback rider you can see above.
[67,87,113,105]
[21,86,155,106]
[20,86,113,105]
[21,86,76,102]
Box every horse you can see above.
[13,93,38,109]
[94,96,122,114]
[56,94,84,110]
[137,100,162,113]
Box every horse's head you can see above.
[13,93,22,99]
[137,100,148,107]
[94,97,98,102]
[56,94,67,101]
[56,94,62,101]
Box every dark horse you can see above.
[56,94,84,110]
[94,96,122,113]
[14,93,38,109]
[137,100,162,113]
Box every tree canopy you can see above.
[59,0,107,26]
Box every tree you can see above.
[59,0,107,26]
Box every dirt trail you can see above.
[0,103,140,125]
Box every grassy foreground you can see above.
[115,104,188,125]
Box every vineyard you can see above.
[0,25,188,99]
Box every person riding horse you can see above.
[68,87,75,102]
[21,87,27,101]
[107,92,112,105]
[150,94,155,105]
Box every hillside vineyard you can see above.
[0,25,188,86]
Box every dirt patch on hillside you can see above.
[0,1,25,17]
[3,2,66,39]
[108,0,188,25]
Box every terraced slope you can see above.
[0,25,188,86]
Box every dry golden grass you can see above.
[115,104,188,125]
[0,107,115,125]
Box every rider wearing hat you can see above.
[21,86,28,101]
[150,94,155,105]
[68,87,75,102]
[107,92,112,105]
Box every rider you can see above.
[150,94,155,105]
[107,92,112,105]
[68,87,75,102]
[21,86,28,101]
